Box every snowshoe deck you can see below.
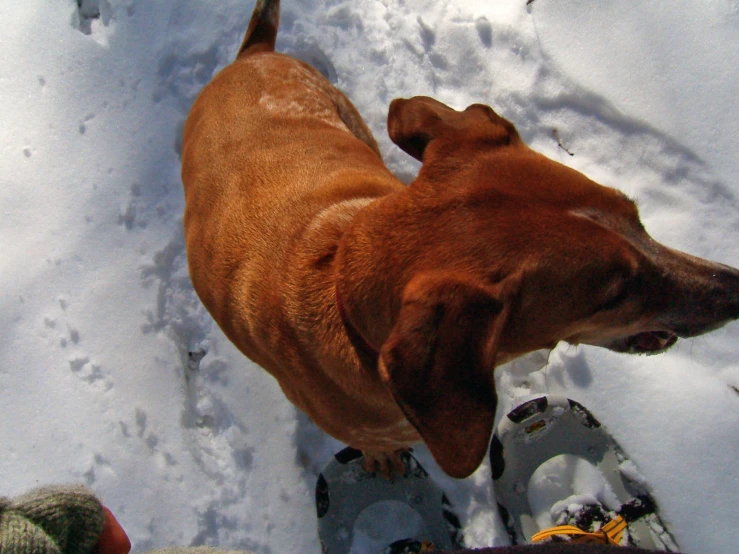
[490,395,680,551]
[316,447,463,554]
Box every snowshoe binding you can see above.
[316,447,464,554]
[490,395,680,551]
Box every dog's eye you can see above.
[595,277,632,312]
[597,288,629,311]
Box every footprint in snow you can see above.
[72,0,109,36]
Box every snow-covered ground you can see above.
[1,1,737,553]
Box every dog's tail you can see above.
[237,0,280,59]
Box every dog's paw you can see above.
[362,449,408,479]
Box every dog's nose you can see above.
[662,256,739,337]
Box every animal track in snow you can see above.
[78,113,96,135]
[43,315,80,350]
[140,232,210,360]
[475,16,492,48]
[72,0,111,36]
[417,16,436,50]
[66,350,112,390]
[154,45,220,111]
[82,452,115,486]
[39,296,114,390]
[138,231,256,475]
[40,297,80,349]
[118,182,145,230]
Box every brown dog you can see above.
[181,0,739,478]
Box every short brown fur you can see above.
[182,0,739,478]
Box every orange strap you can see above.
[531,515,628,546]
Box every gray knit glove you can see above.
[0,485,104,554]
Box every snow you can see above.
[350,501,426,553]
[528,457,620,531]
[1,1,737,553]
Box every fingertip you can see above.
[95,506,132,554]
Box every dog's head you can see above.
[379,96,739,477]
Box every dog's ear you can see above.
[387,97,455,161]
[387,96,520,161]
[379,272,510,478]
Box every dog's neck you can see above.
[333,191,422,356]
[334,284,380,367]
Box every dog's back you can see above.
[181,0,405,434]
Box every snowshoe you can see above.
[316,447,464,554]
[490,395,680,551]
